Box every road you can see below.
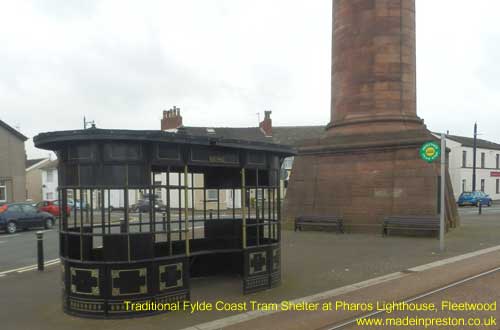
[0,211,258,272]
[0,217,193,273]
[0,228,59,273]
[458,204,500,216]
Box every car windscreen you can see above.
[21,205,37,213]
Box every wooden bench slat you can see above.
[295,215,344,234]
[382,215,442,237]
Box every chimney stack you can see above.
[259,110,272,137]
[161,106,183,130]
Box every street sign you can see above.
[420,142,441,163]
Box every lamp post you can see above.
[440,134,446,252]
[472,123,477,191]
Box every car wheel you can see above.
[6,221,17,234]
[45,218,54,229]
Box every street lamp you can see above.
[473,123,477,191]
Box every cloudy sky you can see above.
[1,0,499,159]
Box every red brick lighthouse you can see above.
[284,0,459,231]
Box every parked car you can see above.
[457,191,493,207]
[130,197,166,213]
[67,198,88,210]
[0,203,55,234]
[36,200,71,217]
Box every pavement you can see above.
[0,211,499,329]
[220,248,500,330]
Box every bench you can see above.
[382,216,442,237]
[295,215,344,233]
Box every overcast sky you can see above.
[1,0,499,159]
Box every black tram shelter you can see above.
[34,128,295,318]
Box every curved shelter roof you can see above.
[34,127,296,156]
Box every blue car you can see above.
[0,203,55,234]
[457,191,492,207]
[67,198,88,210]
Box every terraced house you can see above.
[0,120,27,203]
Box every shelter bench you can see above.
[294,215,344,233]
[382,216,441,237]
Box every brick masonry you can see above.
[283,0,459,231]
[283,131,459,231]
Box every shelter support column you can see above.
[184,165,190,256]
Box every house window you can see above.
[481,179,485,192]
[497,154,499,169]
[46,169,54,183]
[282,157,294,170]
[481,153,485,169]
[207,189,218,201]
[0,185,6,202]
[462,151,467,168]
[497,179,500,194]
[462,180,466,193]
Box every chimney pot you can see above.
[161,106,183,130]
[259,110,273,137]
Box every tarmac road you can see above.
[0,212,239,272]
[0,228,59,273]
[458,204,500,216]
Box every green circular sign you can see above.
[420,142,441,163]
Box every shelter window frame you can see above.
[68,144,94,161]
[157,144,181,160]
[206,189,218,201]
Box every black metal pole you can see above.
[473,123,477,191]
[36,231,44,271]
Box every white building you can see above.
[442,134,500,201]
[40,159,59,200]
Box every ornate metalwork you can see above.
[249,251,267,275]
[159,263,183,291]
[70,267,100,296]
[111,268,147,296]
[33,128,293,318]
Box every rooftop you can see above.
[38,159,58,171]
[34,128,296,156]
[26,158,48,170]
[0,120,27,142]
[179,125,327,148]
[446,134,500,151]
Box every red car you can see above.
[36,200,71,217]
